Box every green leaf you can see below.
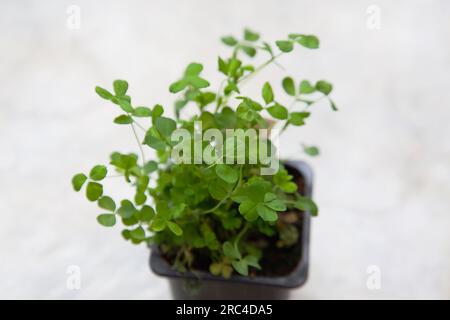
[155,117,177,138]
[256,203,278,221]
[134,192,147,205]
[113,114,133,125]
[156,201,171,220]
[72,173,87,191]
[239,200,259,221]
[185,63,203,76]
[143,160,158,174]
[289,112,310,126]
[98,196,116,211]
[95,86,113,100]
[189,76,210,89]
[221,36,238,46]
[243,255,261,269]
[267,103,288,120]
[282,77,296,96]
[300,80,315,94]
[294,197,318,216]
[151,218,166,231]
[89,165,107,181]
[115,98,134,113]
[262,82,274,104]
[113,80,128,97]
[86,182,103,201]
[215,164,238,184]
[223,241,241,260]
[152,104,164,120]
[169,80,187,93]
[276,40,293,53]
[167,221,183,236]
[133,106,152,117]
[139,205,155,222]
[303,145,320,156]
[241,45,256,57]
[315,80,333,95]
[232,260,248,276]
[97,214,116,227]
[265,199,286,212]
[297,35,319,49]
[244,28,260,41]
[218,57,228,75]
[130,226,145,240]
[117,200,136,219]
[143,134,166,151]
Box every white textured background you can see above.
[0,0,449,299]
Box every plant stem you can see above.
[131,121,146,166]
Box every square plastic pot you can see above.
[149,160,313,300]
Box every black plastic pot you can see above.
[150,160,313,300]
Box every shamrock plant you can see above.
[72,29,337,277]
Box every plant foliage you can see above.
[72,29,337,277]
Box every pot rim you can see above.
[149,160,312,289]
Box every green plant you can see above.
[72,29,337,277]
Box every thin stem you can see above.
[202,165,244,214]
[239,52,283,86]
[236,223,250,243]
[133,119,147,132]
[216,53,284,111]
[131,121,146,166]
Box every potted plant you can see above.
[71,29,337,300]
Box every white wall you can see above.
[0,0,449,299]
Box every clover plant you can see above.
[72,29,337,277]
